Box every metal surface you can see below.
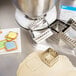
[0,0,76,76]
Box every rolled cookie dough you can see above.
[17,49,76,76]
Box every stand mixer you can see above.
[12,0,57,30]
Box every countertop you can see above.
[0,0,76,76]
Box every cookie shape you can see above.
[5,41,17,51]
[6,38,13,42]
[0,31,2,34]
[0,40,6,50]
[5,31,18,41]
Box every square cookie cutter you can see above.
[49,19,70,33]
[59,19,76,48]
[29,19,70,44]
[29,28,53,43]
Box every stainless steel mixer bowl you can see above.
[12,0,57,19]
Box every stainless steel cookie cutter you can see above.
[40,48,58,67]
[59,19,76,48]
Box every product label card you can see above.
[33,29,53,43]
[0,28,21,55]
[59,5,76,21]
[29,19,48,30]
